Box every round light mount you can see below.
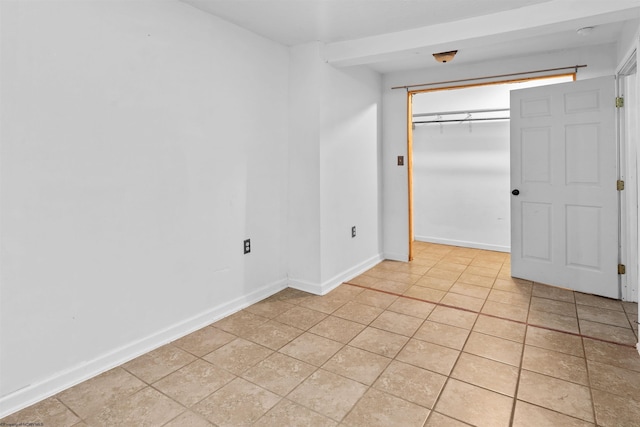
[433,50,458,63]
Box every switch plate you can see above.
[397,156,404,166]
[244,239,251,254]
[351,226,356,238]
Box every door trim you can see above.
[406,73,576,259]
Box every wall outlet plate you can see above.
[244,239,251,254]
[352,226,356,238]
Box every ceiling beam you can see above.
[322,0,640,68]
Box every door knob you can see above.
[512,189,520,196]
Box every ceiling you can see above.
[181,0,640,73]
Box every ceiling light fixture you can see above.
[576,26,595,36]
[433,50,457,63]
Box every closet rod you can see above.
[414,117,510,124]
[392,65,586,90]
[414,108,509,118]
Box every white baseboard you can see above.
[0,278,288,418]
[289,253,383,295]
[414,236,510,253]
[384,252,409,262]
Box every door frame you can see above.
[406,73,575,261]
[617,44,638,302]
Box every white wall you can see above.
[288,43,384,294]
[320,65,383,285]
[0,0,289,415]
[412,121,510,251]
[382,45,618,260]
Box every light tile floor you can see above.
[3,242,640,426]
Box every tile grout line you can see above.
[344,281,638,349]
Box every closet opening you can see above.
[407,74,575,260]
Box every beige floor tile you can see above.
[342,388,430,427]
[298,295,347,314]
[513,400,595,427]
[370,279,411,294]
[287,369,367,422]
[241,352,316,395]
[463,332,523,367]
[370,310,423,336]
[253,399,337,427]
[414,276,455,291]
[488,288,531,307]
[457,272,495,288]
[532,283,575,303]
[396,339,460,375]
[465,265,499,278]
[172,326,235,357]
[0,397,80,427]
[583,338,640,372]
[441,256,473,266]
[424,412,470,426]
[403,285,446,302]
[428,305,478,329]
[579,319,637,345]
[588,359,640,400]
[163,410,214,427]
[245,298,296,318]
[322,345,391,385]
[622,301,638,314]
[525,326,584,357]
[241,319,304,350]
[272,288,312,304]
[576,305,631,327]
[473,315,526,342]
[273,305,327,330]
[353,289,398,308]
[193,378,280,426]
[213,310,269,335]
[481,300,529,322]
[517,370,594,422]
[386,297,436,319]
[414,320,470,350]
[575,293,624,311]
[435,379,513,427]
[308,315,366,343]
[332,301,383,324]
[471,259,505,270]
[522,345,588,385]
[435,262,468,274]
[279,332,343,366]
[493,277,533,295]
[528,309,579,333]
[530,296,577,317]
[348,274,379,287]
[57,368,146,419]
[451,352,519,396]
[440,292,485,311]
[449,282,491,299]
[373,360,447,409]
[122,344,197,384]
[85,387,184,427]
[153,359,235,406]
[592,388,640,427]
[203,337,273,375]
[426,267,463,281]
[326,284,365,301]
[349,327,409,358]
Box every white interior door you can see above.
[510,76,619,299]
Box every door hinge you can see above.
[618,264,626,275]
[617,180,625,191]
[616,97,624,108]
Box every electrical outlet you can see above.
[351,226,356,238]
[397,156,404,166]
[244,239,251,254]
